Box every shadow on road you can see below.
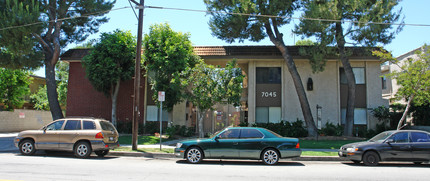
[176,159,305,166]
[341,162,430,168]
[13,150,119,160]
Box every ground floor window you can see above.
[146,105,168,122]
[256,107,281,123]
[341,108,367,125]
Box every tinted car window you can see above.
[240,129,264,139]
[83,121,96,130]
[391,132,409,143]
[64,120,81,130]
[411,132,430,142]
[100,121,115,131]
[46,120,64,130]
[218,129,240,139]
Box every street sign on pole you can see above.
[158,91,165,150]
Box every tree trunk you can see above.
[111,79,120,127]
[197,108,206,138]
[264,23,318,137]
[397,95,414,130]
[335,22,356,137]
[44,57,63,120]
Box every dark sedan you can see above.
[174,127,301,165]
[339,130,430,166]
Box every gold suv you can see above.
[14,117,119,158]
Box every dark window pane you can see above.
[240,129,264,139]
[390,132,409,143]
[100,121,115,131]
[411,132,430,142]
[83,121,96,130]
[218,129,240,139]
[46,120,64,130]
[256,67,281,84]
[64,120,81,130]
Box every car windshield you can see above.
[369,131,395,142]
[265,129,282,138]
[210,129,225,139]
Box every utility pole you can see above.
[130,0,144,150]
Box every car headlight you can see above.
[176,143,183,148]
[346,147,358,152]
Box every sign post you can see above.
[158,91,165,150]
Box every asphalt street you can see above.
[0,153,429,181]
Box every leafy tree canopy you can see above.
[144,23,199,111]
[83,29,136,97]
[0,68,31,110]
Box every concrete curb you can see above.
[109,151,342,161]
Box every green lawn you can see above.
[118,135,173,145]
[299,139,359,149]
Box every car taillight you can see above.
[295,143,300,149]
[95,132,104,139]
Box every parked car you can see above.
[174,127,301,165]
[14,117,119,158]
[338,130,430,166]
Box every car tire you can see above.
[363,151,379,166]
[262,148,279,165]
[186,147,203,164]
[74,141,92,159]
[19,139,36,156]
[95,150,109,157]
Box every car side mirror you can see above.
[385,139,394,144]
[214,136,219,141]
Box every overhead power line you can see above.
[145,5,430,27]
[1,5,430,32]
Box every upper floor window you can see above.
[340,67,365,84]
[256,67,281,84]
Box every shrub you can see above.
[320,122,343,136]
[252,119,308,138]
[166,125,195,138]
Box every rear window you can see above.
[64,120,81,130]
[100,121,116,131]
[83,121,96,130]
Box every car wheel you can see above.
[186,147,203,164]
[352,160,361,164]
[95,150,110,157]
[262,148,279,165]
[363,151,379,166]
[74,141,92,158]
[19,140,36,156]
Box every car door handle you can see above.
[233,142,239,145]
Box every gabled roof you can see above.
[60,45,378,62]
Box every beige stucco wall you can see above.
[366,61,390,129]
[0,109,52,132]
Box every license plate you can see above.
[109,137,114,141]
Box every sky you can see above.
[34,0,430,77]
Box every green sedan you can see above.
[174,127,301,165]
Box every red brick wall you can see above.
[66,62,145,124]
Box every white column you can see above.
[248,61,256,125]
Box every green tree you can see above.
[373,45,430,129]
[0,0,115,120]
[143,23,199,121]
[182,59,244,137]
[30,61,69,110]
[83,30,136,126]
[204,0,318,136]
[295,0,403,136]
[0,68,31,110]
[295,39,315,46]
